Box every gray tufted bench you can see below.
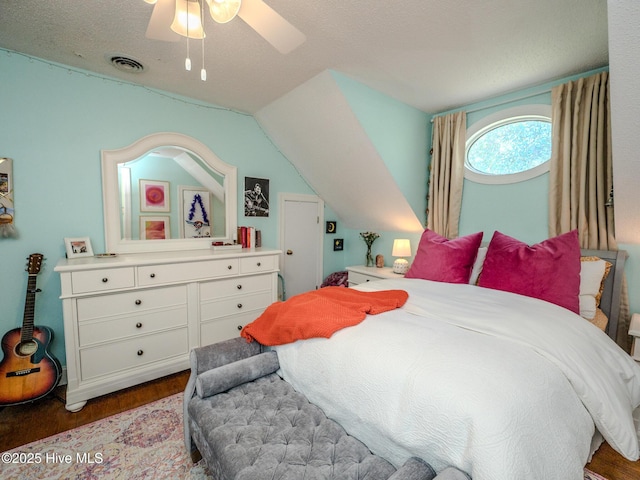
[184,337,470,480]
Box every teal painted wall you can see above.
[0,50,315,367]
[323,72,430,272]
[331,71,430,224]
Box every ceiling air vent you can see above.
[109,55,145,74]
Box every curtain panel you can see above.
[548,72,630,350]
[427,111,466,238]
[549,71,615,250]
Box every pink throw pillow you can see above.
[405,230,483,284]
[478,230,581,313]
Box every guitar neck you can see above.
[21,274,38,343]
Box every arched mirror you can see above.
[102,132,237,254]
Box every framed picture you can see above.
[140,179,170,212]
[179,187,212,238]
[326,221,337,234]
[64,236,94,258]
[140,216,170,240]
[244,177,269,217]
[0,157,16,237]
[333,238,344,251]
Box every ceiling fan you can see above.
[145,0,306,54]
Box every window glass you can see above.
[464,105,552,184]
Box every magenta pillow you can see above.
[405,229,483,284]
[478,230,581,313]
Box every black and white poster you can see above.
[244,177,269,217]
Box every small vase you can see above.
[366,246,374,267]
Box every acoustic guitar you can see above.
[0,253,62,406]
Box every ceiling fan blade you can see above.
[146,0,181,42]
[237,0,306,54]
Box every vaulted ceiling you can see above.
[0,0,611,233]
[0,0,608,115]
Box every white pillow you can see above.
[579,258,606,320]
[469,246,488,285]
[580,259,606,296]
[579,294,597,320]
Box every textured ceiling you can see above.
[0,0,608,114]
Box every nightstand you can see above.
[346,265,404,287]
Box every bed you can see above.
[254,230,640,480]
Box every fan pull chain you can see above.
[185,2,192,71]
[200,0,207,81]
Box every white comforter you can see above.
[273,278,640,480]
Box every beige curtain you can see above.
[549,71,630,350]
[427,111,466,238]
[549,71,615,249]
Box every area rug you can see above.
[1,392,609,480]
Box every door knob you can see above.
[286,250,293,255]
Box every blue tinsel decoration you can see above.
[188,194,209,225]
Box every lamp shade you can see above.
[392,239,411,274]
[392,239,411,257]
[208,0,242,24]
[171,0,205,39]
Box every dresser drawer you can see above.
[78,306,187,347]
[239,255,276,274]
[138,258,239,286]
[76,285,187,321]
[200,291,273,321]
[199,274,272,301]
[80,327,188,381]
[70,267,135,294]
[200,311,265,345]
[348,271,378,285]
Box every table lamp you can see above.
[392,239,411,274]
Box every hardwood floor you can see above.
[0,370,190,453]
[0,371,638,480]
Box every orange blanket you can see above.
[240,286,408,346]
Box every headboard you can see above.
[581,249,627,344]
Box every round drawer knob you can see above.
[136,322,142,328]
[256,262,261,267]
[150,273,156,278]
[237,284,242,290]
[237,325,242,331]
[237,303,243,309]
[137,350,144,356]
[135,299,142,305]
[227,265,233,270]
[102,277,108,283]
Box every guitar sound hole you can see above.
[16,340,38,357]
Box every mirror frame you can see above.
[101,132,237,254]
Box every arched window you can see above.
[465,105,552,184]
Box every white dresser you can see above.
[55,248,280,412]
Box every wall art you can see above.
[180,187,211,238]
[140,179,170,212]
[244,177,269,217]
[0,157,17,238]
[140,216,170,240]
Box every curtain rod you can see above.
[431,87,552,122]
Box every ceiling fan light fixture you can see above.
[207,0,241,24]
[171,0,205,39]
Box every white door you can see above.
[279,194,324,299]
